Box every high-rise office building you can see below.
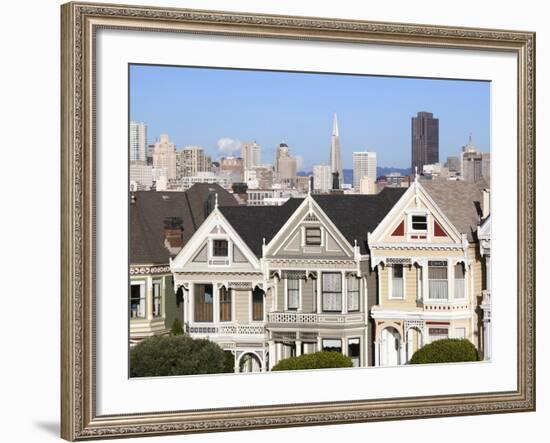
[329,113,343,188]
[411,112,439,174]
[176,146,212,179]
[461,136,490,183]
[313,165,331,193]
[130,121,147,162]
[446,155,461,173]
[275,143,297,181]
[241,141,261,170]
[353,151,377,190]
[152,134,177,181]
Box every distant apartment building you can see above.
[130,161,153,190]
[247,188,304,206]
[220,156,244,182]
[446,156,461,173]
[461,137,490,183]
[275,143,297,183]
[241,141,261,170]
[353,151,377,190]
[313,165,331,193]
[244,166,274,190]
[180,172,229,191]
[176,146,212,179]
[152,134,177,181]
[411,112,439,174]
[359,176,376,195]
[130,121,147,162]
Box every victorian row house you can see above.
[131,179,491,372]
[129,184,239,344]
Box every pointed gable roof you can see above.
[130,183,239,265]
[420,179,487,241]
[312,187,407,254]
[218,199,303,257]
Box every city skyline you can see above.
[130,64,491,170]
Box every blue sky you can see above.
[130,64,490,170]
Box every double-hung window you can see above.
[411,214,428,231]
[391,264,404,299]
[287,279,299,310]
[152,280,162,318]
[454,263,465,299]
[219,286,232,322]
[322,272,342,312]
[348,338,361,367]
[252,287,264,321]
[347,276,360,311]
[194,284,213,322]
[212,239,228,257]
[428,261,448,300]
[130,283,145,318]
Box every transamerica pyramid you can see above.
[329,113,343,188]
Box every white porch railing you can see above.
[454,278,465,299]
[267,311,365,325]
[428,279,448,300]
[188,324,266,335]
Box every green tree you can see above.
[130,335,234,377]
[409,339,480,364]
[272,351,353,371]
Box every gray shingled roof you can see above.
[313,187,407,254]
[218,199,303,257]
[130,183,239,265]
[219,187,406,257]
[420,179,488,241]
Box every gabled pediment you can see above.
[369,181,464,247]
[171,209,260,272]
[265,196,354,259]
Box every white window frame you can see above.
[427,260,449,301]
[152,278,163,318]
[130,280,146,319]
[406,209,430,241]
[208,235,232,265]
[388,264,405,300]
[301,224,325,248]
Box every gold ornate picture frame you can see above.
[61,1,535,440]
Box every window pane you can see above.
[348,338,360,367]
[322,339,342,353]
[347,276,360,311]
[194,284,213,322]
[220,286,232,322]
[287,279,299,310]
[322,273,342,291]
[130,284,145,318]
[152,281,161,317]
[213,240,228,256]
[411,215,427,230]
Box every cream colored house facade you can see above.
[368,178,490,366]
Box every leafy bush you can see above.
[170,318,184,336]
[130,335,233,377]
[223,350,235,373]
[272,351,353,371]
[409,339,480,364]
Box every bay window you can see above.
[130,283,145,319]
[152,280,162,318]
[347,276,360,311]
[194,284,213,322]
[322,272,342,312]
[454,262,465,299]
[219,286,232,322]
[287,279,299,310]
[428,260,448,300]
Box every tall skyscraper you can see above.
[129,121,147,162]
[176,146,212,179]
[352,151,377,190]
[329,113,343,188]
[461,136,490,183]
[152,134,177,181]
[313,165,331,193]
[275,143,297,181]
[241,141,261,170]
[411,112,439,174]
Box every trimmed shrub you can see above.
[223,350,235,373]
[130,335,233,377]
[170,318,184,336]
[409,339,480,364]
[272,351,353,371]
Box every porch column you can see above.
[374,340,380,366]
[295,340,302,357]
[448,260,454,301]
[268,340,276,370]
[188,282,194,324]
[342,271,347,314]
[276,342,283,365]
[183,286,189,328]
[422,262,429,301]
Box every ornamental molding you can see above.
[130,265,171,275]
